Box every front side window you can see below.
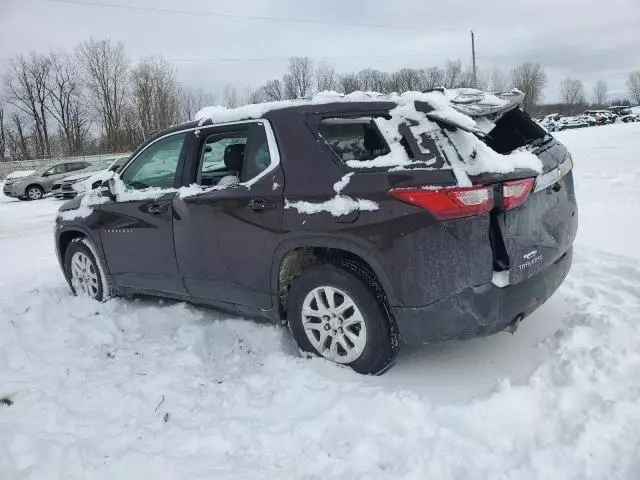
[318,118,390,163]
[121,133,186,190]
[46,164,67,176]
[198,123,271,187]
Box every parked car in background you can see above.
[539,113,561,131]
[72,156,130,195]
[619,113,640,123]
[4,170,35,182]
[556,116,591,131]
[3,161,91,200]
[609,106,632,116]
[55,90,577,374]
[584,110,616,125]
[52,157,129,199]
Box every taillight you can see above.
[503,178,534,210]
[390,186,493,220]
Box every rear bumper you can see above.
[392,247,573,344]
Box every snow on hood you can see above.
[6,170,35,181]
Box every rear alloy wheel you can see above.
[287,265,397,374]
[64,239,110,301]
[302,286,368,364]
[26,185,44,200]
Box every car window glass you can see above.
[120,133,186,190]
[318,119,390,163]
[198,123,271,186]
[47,164,66,175]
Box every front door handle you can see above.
[247,199,276,211]
[146,203,167,215]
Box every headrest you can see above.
[223,143,245,172]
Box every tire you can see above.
[25,185,44,200]
[63,238,111,301]
[287,264,398,375]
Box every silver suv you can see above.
[3,161,90,200]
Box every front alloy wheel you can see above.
[63,238,111,301]
[70,251,100,298]
[26,186,44,200]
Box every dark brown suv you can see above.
[54,90,577,374]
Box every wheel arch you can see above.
[56,225,103,270]
[271,236,398,320]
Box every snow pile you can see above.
[285,196,378,217]
[195,90,380,125]
[286,172,379,216]
[201,89,541,187]
[332,172,353,193]
[444,128,543,177]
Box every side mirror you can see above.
[100,178,117,200]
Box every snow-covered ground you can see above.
[1,122,640,479]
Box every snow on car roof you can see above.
[195,88,524,130]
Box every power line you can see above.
[47,0,465,32]
[168,52,448,64]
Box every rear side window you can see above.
[318,118,390,163]
[197,122,272,187]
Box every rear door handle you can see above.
[247,199,275,211]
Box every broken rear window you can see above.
[317,118,390,163]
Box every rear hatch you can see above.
[393,95,577,287]
[470,108,577,285]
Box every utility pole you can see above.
[471,31,477,88]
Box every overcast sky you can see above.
[1,0,639,103]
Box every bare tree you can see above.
[131,56,181,140]
[357,68,388,92]
[283,57,314,99]
[223,84,239,107]
[261,79,283,102]
[560,77,586,105]
[77,39,129,151]
[510,63,548,112]
[591,80,608,106]
[45,52,89,155]
[627,71,640,104]
[339,73,361,94]
[444,59,464,88]
[395,68,423,92]
[0,102,5,161]
[487,67,508,92]
[3,53,53,158]
[179,87,216,120]
[316,61,337,92]
[10,113,29,160]
[247,86,268,104]
[422,66,445,90]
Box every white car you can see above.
[53,157,129,199]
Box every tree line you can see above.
[0,39,214,162]
[1,38,639,162]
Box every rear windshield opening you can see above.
[483,109,547,154]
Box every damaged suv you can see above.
[54,89,577,374]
